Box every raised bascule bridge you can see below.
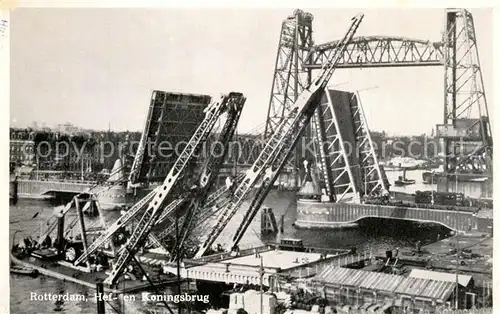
[27,9,492,294]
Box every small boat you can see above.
[394,169,416,186]
[10,230,39,277]
[394,178,416,186]
[10,265,39,278]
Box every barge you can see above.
[10,247,182,294]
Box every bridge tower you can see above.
[265,10,389,201]
[266,8,492,201]
[439,8,492,196]
[264,9,314,188]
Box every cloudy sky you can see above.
[10,7,493,136]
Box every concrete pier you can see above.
[296,201,493,233]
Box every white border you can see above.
[1,2,497,314]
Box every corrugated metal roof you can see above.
[409,269,472,287]
[394,277,430,297]
[315,266,403,293]
[314,266,456,302]
[359,271,404,292]
[420,280,456,301]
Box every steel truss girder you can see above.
[264,10,313,138]
[442,8,492,177]
[264,9,314,185]
[230,16,366,249]
[73,188,157,266]
[155,175,241,242]
[194,14,364,257]
[348,92,389,196]
[310,108,334,200]
[226,135,265,166]
[129,92,210,184]
[104,93,242,286]
[314,91,360,203]
[40,178,124,254]
[171,97,246,260]
[304,36,444,69]
[169,174,246,259]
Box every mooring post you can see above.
[96,281,105,314]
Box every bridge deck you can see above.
[17,179,95,197]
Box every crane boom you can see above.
[193,108,300,257]
[194,13,364,258]
[103,93,243,286]
[37,165,129,248]
[73,187,158,265]
[173,96,246,258]
[155,175,243,241]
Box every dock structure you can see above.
[309,265,477,312]
[153,245,372,290]
[10,12,494,314]
[261,208,278,234]
[296,202,493,233]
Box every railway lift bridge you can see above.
[266,8,492,201]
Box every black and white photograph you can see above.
[4,2,495,314]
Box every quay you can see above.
[183,245,364,288]
[10,250,184,294]
[13,167,297,201]
[9,7,494,314]
[296,201,493,234]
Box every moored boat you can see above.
[10,265,39,278]
[394,178,416,186]
[394,169,415,187]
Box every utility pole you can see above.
[176,208,182,314]
[455,171,459,309]
[260,256,264,314]
[96,281,105,314]
[81,153,84,181]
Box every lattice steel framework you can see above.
[349,92,390,196]
[264,9,314,186]
[129,91,211,184]
[312,90,359,202]
[439,8,492,178]
[304,36,444,69]
[311,90,390,203]
[267,8,492,199]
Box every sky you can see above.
[9,7,493,136]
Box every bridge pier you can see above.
[295,201,492,233]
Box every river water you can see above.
[9,170,447,314]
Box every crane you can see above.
[172,96,245,255]
[194,13,364,258]
[36,165,130,250]
[73,166,242,266]
[103,92,246,286]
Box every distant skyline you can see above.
[10,120,433,137]
[10,8,493,136]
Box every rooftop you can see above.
[408,269,473,287]
[219,249,331,270]
[312,265,458,302]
